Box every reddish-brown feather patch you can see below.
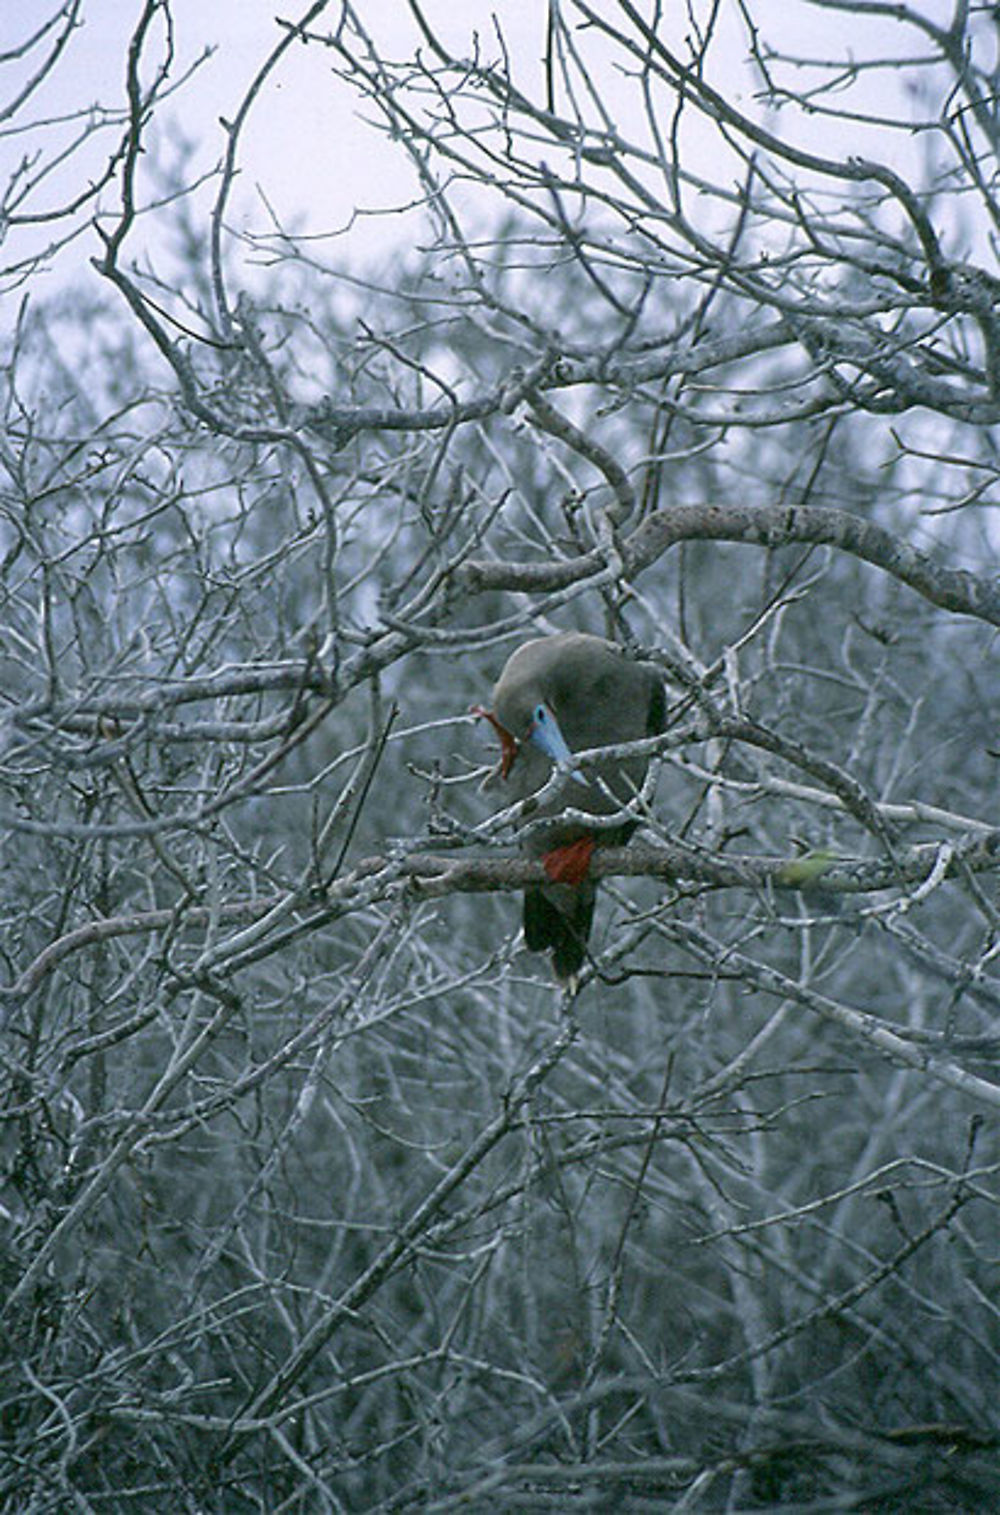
[542,835,595,886]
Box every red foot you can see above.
[542,835,595,886]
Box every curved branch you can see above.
[460,501,1000,627]
[583,0,947,281]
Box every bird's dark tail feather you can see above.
[523,883,596,981]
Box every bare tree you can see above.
[2,2,999,1509]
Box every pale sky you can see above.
[1,1,956,297]
[2,1,555,292]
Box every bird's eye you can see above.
[534,704,547,724]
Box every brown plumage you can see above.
[480,632,664,980]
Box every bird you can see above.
[477,632,664,980]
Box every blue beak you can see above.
[529,703,588,786]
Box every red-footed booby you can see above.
[477,632,664,980]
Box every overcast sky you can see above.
[2,1,947,298]
[3,2,557,292]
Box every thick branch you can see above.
[4,832,997,1007]
[460,501,1000,627]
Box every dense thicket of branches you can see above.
[2,2,999,1510]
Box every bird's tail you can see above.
[523,881,596,981]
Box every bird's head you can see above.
[473,697,586,785]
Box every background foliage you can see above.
[2,3,999,1509]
